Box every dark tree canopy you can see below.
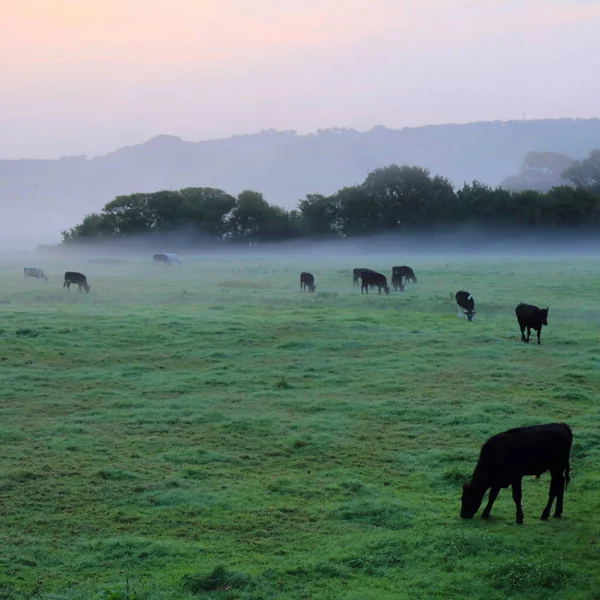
[62,158,600,244]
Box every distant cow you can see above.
[353,268,376,287]
[23,267,47,282]
[361,271,390,295]
[392,265,417,284]
[153,253,181,266]
[515,303,549,345]
[455,290,476,321]
[63,271,90,293]
[391,272,405,292]
[461,423,572,524]
[300,272,316,292]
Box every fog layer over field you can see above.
[7,227,600,265]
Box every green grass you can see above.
[1,253,600,600]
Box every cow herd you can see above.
[301,266,550,345]
[19,259,574,523]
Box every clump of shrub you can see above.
[182,565,254,593]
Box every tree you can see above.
[103,193,155,234]
[297,193,340,237]
[228,190,294,242]
[456,181,512,226]
[501,151,575,192]
[563,149,600,193]
[361,165,457,230]
[62,212,114,242]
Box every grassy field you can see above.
[1,252,599,600]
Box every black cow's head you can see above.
[411,276,418,283]
[84,284,91,294]
[309,284,316,293]
[466,310,476,322]
[384,285,390,295]
[460,482,485,519]
[539,307,549,326]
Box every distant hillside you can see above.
[1,118,599,246]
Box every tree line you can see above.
[62,150,600,244]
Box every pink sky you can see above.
[1,0,599,158]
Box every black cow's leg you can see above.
[537,328,541,345]
[553,473,565,518]
[520,324,527,342]
[512,478,524,524]
[541,471,564,519]
[541,475,558,520]
[378,286,382,295]
[526,326,531,342]
[481,487,500,519]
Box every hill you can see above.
[1,118,599,246]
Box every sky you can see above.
[1,0,599,159]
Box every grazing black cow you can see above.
[63,271,90,293]
[455,290,476,322]
[353,268,376,287]
[515,303,549,345]
[23,267,47,282]
[392,265,417,284]
[461,423,572,524]
[391,272,405,292]
[361,271,390,295]
[300,272,316,292]
[153,253,181,266]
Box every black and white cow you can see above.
[515,303,549,345]
[455,290,476,322]
[461,423,572,524]
[23,267,47,282]
[63,271,90,293]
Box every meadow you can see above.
[1,251,599,600]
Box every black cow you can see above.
[23,267,47,282]
[300,272,316,292]
[361,271,389,295]
[455,290,476,322]
[391,272,405,292]
[515,303,549,345]
[461,423,572,524]
[353,268,376,287]
[63,271,90,293]
[392,265,417,284]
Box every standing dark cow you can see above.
[392,265,417,284]
[515,303,549,345]
[23,267,47,282]
[455,290,476,322]
[391,272,405,292]
[461,423,572,524]
[361,271,390,295]
[353,268,376,287]
[63,271,90,293]
[300,272,316,292]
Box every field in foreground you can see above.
[1,253,599,600]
